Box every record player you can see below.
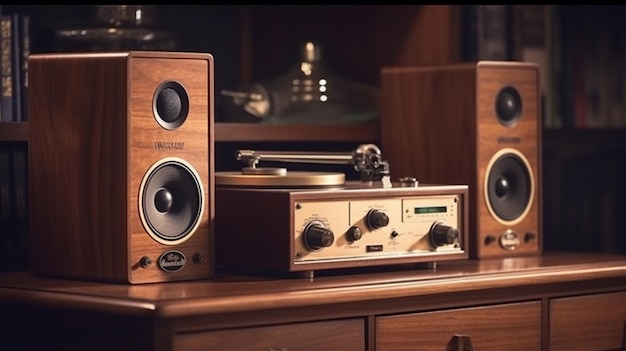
[215,144,469,278]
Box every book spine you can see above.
[18,15,29,121]
[462,5,512,61]
[512,6,552,127]
[0,15,13,122]
[476,5,510,60]
[10,14,21,123]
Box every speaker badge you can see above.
[158,250,187,272]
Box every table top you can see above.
[1,251,626,318]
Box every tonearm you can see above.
[235,143,391,186]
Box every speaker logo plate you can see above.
[158,250,186,272]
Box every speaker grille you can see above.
[485,148,533,224]
[140,158,204,244]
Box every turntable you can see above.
[215,144,469,278]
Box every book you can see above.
[0,15,13,122]
[10,14,21,123]
[462,5,512,61]
[511,6,552,127]
[18,14,29,121]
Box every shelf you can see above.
[214,122,380,142]
[0,122,29,142]
[6,123,624,146]
[0,122,380,143]
[543,128,626,146]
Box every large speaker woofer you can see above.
[484,148,534,225]
[495,86,522,127]
[153,81,189,130]
[139,157,204,245]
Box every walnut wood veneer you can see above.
[380,61,542,259]
[28,51,215,283]
[1,252,625,350]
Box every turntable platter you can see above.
[216,171,345,188]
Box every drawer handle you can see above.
[267,349,288,351]
[447,335,474,351]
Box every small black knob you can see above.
[140,256,152,268]
[346,226,363,242]
[193,253,204,264]
[430,222,459,246]
[366,209,389,230]
[303,221,334,251]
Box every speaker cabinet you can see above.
[28,51,215,283]
[380,61,541,258]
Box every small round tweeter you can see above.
[153,81,190,130]
[495,86,522,127]
[139,157,205,245]
[484,148,534,225]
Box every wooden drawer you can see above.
[376,301,542,351]
[550,291,626,351]
[173,318,365,351]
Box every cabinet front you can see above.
[550,291,626,351]
[173,318,365,351]
[376,301,542,351]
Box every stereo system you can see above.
[27,53,539,282]
[380,61,542,259]
[28,51,215,283]
[214,145,469,278]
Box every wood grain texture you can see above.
[376,301,542,350]
[550,291,626,351]
[28,51,214,283]
[0,252,622,317]
[380,61,541,259]
[1,252,626,351]
[174,318,364,351]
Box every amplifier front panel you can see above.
[293,195,464,264]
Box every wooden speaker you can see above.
[380,61,541,258]
[28,51,215,283]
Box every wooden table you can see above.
[1,251,626,351]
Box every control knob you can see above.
[430,221,459,247]
[366,209,389,230]
[303,220,335,251]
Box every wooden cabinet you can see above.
[549,291,626,351]
[173,319,365,351]
[377,301,542,350]
[1,252,626,351]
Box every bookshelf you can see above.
[0,122,28,142]
[0,122,379,143]
[0,5,460,273]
